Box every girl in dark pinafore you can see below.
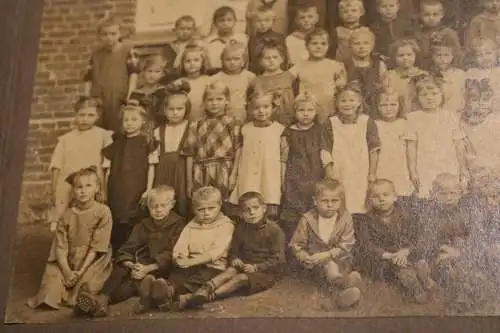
[153,81,192,217]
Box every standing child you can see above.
[385,39,427,113]
[129,54,168,137]
[285,3,320,66]
[142,187,234,311]
[290,179,362,309]
[247,0,290,37]
[247,5,286,74]
[294,28,347,123]
[73,186,185,317]
[229,90,285,217]
[84,16,139,133]
[213,42,256,122]
[375,91,418,197]
[180,192,285,309]
[103,102,159,252]
[336,0,368,62]
[162,15,199,70]
[48,97,112,232]
[357,179,435,303]
[324,83,381,214]
[414,0,461,70]
[343,28,387,111]
[406,75,467,198]
[205,6,249,71]
[280,93,334,241]
[153,82,192,217]
[430,35,465,113]
[248,39,299,126]
[27,167,112,310]
[465,0,500,49]
[177,44,213,120]
[182,81,242,204]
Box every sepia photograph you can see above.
[3,0,500,325]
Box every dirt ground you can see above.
[4,223,500,324]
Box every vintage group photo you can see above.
[5,0,500,324]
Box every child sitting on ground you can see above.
[290,179,362,309]
[137,186,235,311]
[178,191,285,309]
[357,179,435,304]
[73,186,185,316]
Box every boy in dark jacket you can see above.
[74,185,185,317]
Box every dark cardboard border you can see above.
[1,0,499,332]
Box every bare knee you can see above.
[233,273,249,284]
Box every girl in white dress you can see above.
[375,90,418,197]
[212,42,256,123]
[325,82,381,214]
[229,89,285,216]
[48,97,112,232]
[406,75,467,198]
[294,28,347,124]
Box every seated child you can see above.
[27,167,112,310]
[466,0,500,49]
[73,186,185,316]
[179,191,285,309]
[414,0,461,70]
[336,0,369,62]
[417,173,488,313]
[286,3,320,66]
[357,179,435,303]
[248,5,286,74]
[136,186,235,311]
[290,179,362,309]
[162,15,199,70]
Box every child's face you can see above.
[420,4,444,28]
[75,107,99,131]
[475,44,497,69]
[241,198,267,224]
[260,48,284,72]
[122,110,145,135]
[417,83,443,110]
[251,95,274,123]
[99,24,121,48]
[339,3,364,24]
[395,45,416,69]
[432,181,462,207]
[194,199,221,224]
[295,8,319,32]
[255,12,275,33]
[337,90,362,117]
[205,90,229,116]
[143,65,164,85]
[73,174,98,205]
[148,193,174,222]
[183,51,203,75]
[222,49,245,74]
[432,46,454,70]
[315,189,343,218]
[369,183,397,212]
[165,95,188,124]
[377,0,400,22]
[351,34,375,58]
[307,34,329,59]
[295,101,317,125]
[483,0,500,14]
[215,13,236,35]
[176,20,196,41]
[378,93,400,121]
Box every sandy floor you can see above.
[4,224,500,324]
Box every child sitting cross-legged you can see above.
[289,179,363,309]
[357,179,436,304]
[73,185,185,317]
[177,191,285,310]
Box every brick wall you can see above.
[25,0,138,184]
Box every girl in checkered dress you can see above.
[181,81,242,204]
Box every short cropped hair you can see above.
[147,185,175,205]
[238,191,266,208]
[192,186,222,207]
[368,178,396,195]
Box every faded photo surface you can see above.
[5,0,500,324]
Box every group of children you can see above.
[26,0,500,316]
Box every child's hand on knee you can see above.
[310,252,333,265]
[231,258,244,268]
[242,264,257,273]
[63,270,78,288]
